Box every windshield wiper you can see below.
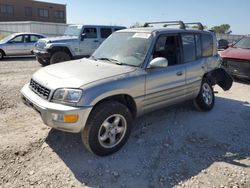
[92,57,138,67]
[96,57,119,63]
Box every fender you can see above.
[46,43,75,56]
[206,68,233,91]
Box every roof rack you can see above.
[184,22,204,30]
[143,21,204,31]
[144,21,186,29]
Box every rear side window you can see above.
[202,34,213,56]
[195,34,202,58]
[83,28,97,38]
[30,35,41,42]
[100,28,112,38]
[182,34,196,62]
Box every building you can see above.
[0,0,66,23]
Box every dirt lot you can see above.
[0,57,250,188]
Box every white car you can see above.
[0,33,46,60]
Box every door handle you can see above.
[176,71,183,76]
[94,40,99,43]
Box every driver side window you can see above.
[153,35,181,66]
[83,28,97,38]
[10,35,24,43]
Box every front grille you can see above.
[30,79,51,100]
[36,41,46,49]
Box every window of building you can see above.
[83,28,97,38]
[202,34,213,57]
[54,10,64,19]
[100,28,112,38]
[38,9,49,17]
[181,34,196,62]
[25,7,32,16]
[0,4,14,14]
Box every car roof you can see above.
[117,27,213,35]
[12,32,46,37]
[68,24,126,28]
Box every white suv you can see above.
[33,25,126,65]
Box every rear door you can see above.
[183,33,207,98]
[100,27,112,44]
[23,35,42,55]
[79,27,99,56]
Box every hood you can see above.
[32,58,136,89]
[39,36,78,44]
[221,47,250,60]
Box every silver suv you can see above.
[33,24,126,65]
[21,21,233,156]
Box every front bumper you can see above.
[33,49,51,59]
[21,84,92,133]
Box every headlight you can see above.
[52,89,82,104]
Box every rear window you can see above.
[202,34,213,57]
[100,28,112,38]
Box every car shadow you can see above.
[233,77,250,85]
[1,56,36,62]
[45,97,250,188]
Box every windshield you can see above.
[0,34,15,43]
[234,37,250,49]
[64,25,82,37]
[92,32,153,67]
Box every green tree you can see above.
[211,24,231,34]
[130,22,143,28]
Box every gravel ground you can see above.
[0,57,250,188]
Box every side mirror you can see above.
[148,57,168,68]
[81,33,86,41]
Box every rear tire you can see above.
[37,57,49,66]
[82,101,133,156]
[50,51,71,64]
[193,79,215,111]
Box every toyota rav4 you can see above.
[21,21,233,156]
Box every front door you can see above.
[79,27,100,56]
[5,35,24,55]
[144,34,186,113]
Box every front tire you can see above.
[193,79,215,111]
[0,50,4,60]
[82,101,133,156]
[37,57,50,66]
[50,51,71,64]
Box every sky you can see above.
[40,0,250,35]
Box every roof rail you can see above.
[143,21,186,29]
[184,22,204,30]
